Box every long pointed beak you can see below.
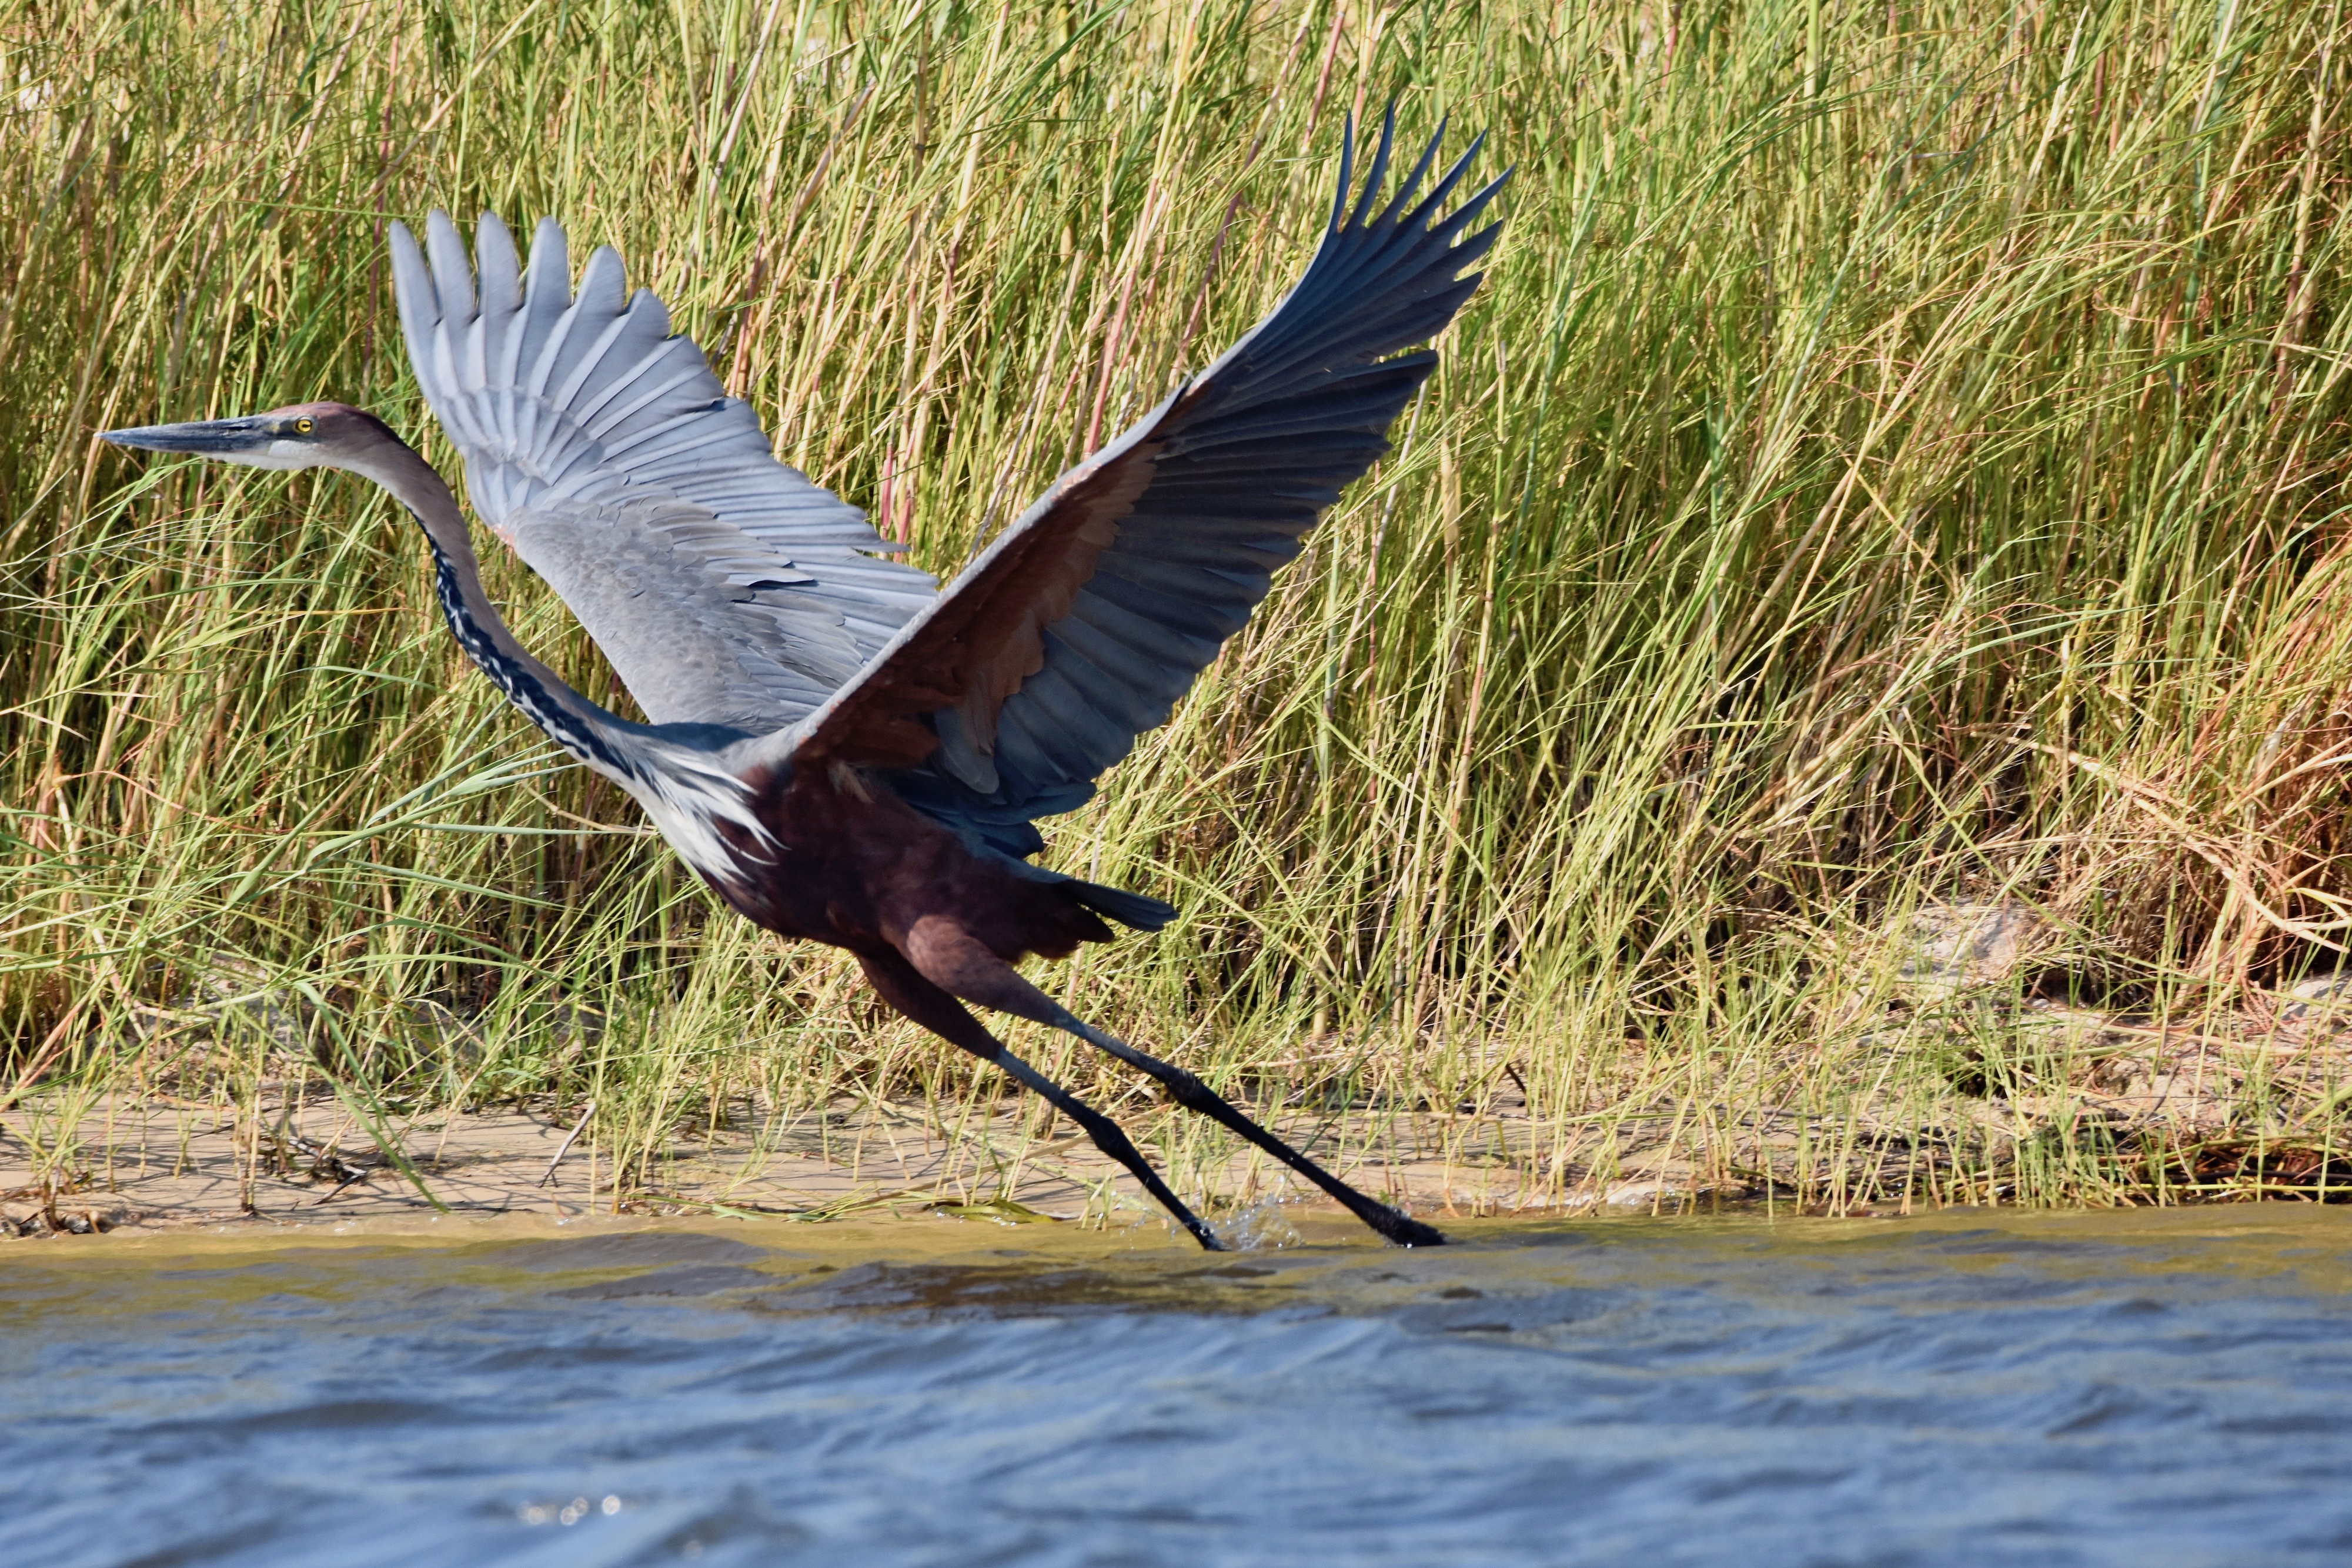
[99,417,271,456]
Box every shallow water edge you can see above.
[8,1206,2351,1568]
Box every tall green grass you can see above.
[4,0,2348,1211]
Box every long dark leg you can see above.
[1045,1008,1445,1248]
[897,918,1445,1248]
[855,951,1227,1252]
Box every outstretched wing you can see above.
[389,215,937,734]
[779,112,1507,847]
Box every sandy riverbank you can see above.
[10,998,2351,1239]
[0,1093,1585,1238]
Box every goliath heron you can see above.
[102,112,1505,1249]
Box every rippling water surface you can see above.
[5,1206,2350,1566]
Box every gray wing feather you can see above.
[389,212,936,734]
[506,493,866,730]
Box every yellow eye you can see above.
[294,417,315,434]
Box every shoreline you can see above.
[9,1026,2351,1239]
[1,1092,1673,1238]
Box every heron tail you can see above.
[1068,880,1178,932]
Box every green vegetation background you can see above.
[3,0,2347,1205]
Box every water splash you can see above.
[1208,1195,1304,1251]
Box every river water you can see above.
[5,1205,2349,1566]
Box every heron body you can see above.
[103,112,1506,1251]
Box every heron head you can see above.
[100,401,389,472]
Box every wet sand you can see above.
[0,1094,1601,1238]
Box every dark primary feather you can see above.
[787,111,1508,854]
